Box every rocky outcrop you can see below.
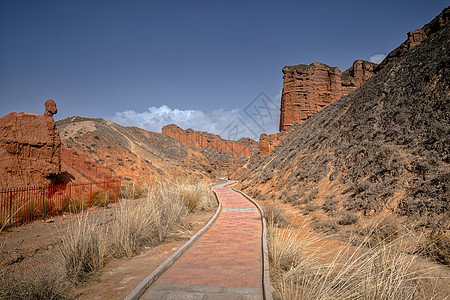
[0,101,62,189]
[259,133,281,158]
[376,7,449,71]
[241,10,450,229]
[162,124,258,157]
[279,60,376,131]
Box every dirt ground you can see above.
[0,197,216,299]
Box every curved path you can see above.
[141,186,266,299]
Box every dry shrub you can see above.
[16,202,39,223]
[357,214,402,246]
[0,268,73,300]
[176,179,216,212]
[110,178,215,258]
[68,197,87,213]
[53,196,71,214]
[268,222,321,272]
[338,212,358,226]
[415,234,450,266]
[121,183,146,199]
[91,190,110,207]
[269,224,436,300]
[322,197,338,213]
[263,201,291,228]
[59,215,107,283]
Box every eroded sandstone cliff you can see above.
[0,101,62,189]
[162,124,258,158]
[279,60,377,131]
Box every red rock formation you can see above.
[279,60,376,131]
[0,101,62,189]
[162,124,258,157]
[259,133,281,158]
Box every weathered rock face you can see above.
[241,9,450,230]
[259,133,281,158]
[279,60,377,131]
[44,99,57,117]
[162,124,258,157]
[0,109,62,189]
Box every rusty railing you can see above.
[0,178,121,228]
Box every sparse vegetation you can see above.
[268,221,448,300]
[415,234,450,266]
[59,178,216,282]
[59,216,107,283]
[263,200,291,228]
[0,268,74,300]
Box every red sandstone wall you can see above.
[259,133,281,158]
[162,124,258,158]
[279,60,377,131]
[0,112,61,189]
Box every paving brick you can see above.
[143,188,264,299]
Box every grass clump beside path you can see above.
[264,204,449,300]
[59,178,216,284]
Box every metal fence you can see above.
[0,178,121,228]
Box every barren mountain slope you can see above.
[57,117,240,186]
[240,12,449,232]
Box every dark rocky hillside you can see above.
[240,10,449,232]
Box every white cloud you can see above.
[111,93,281,141]
[370,54,386,64]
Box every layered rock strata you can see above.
[162,124,258,158]
[279,60,376,131]
[0,100,62,189]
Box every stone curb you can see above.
[124,186,223,300]
[232,188,273,300]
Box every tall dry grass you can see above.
[0,267,74,300]
[59,215,108,283]
[265,206,449,299]
[59,178,216,282]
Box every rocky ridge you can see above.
[57,117,242,186]
[162,124,258,158]
[240,8,450,230]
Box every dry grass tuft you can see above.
[59,215,107,283]
[268,222,447,300]
[91,190,110,207]
[415,234,450,266]
[263,200,292,228]
[0,268,74,300]
[59,178,216,282]
[110,179,215,257]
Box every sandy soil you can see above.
[0,198,216,299]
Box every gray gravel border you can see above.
[124,186,223,300]
[233,188,273,300]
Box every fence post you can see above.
[42,187,45,220]
[9,189,13,226]
[89,181,92,208]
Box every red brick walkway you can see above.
[143,188,263,299]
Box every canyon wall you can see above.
[279,60,377,131]
[0,100,62,189]
[162,124,258,158]
[259,133,281,158]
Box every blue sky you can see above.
[0,0,447,139]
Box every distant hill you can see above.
[239,8,449,232]
[57,116,241,186]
